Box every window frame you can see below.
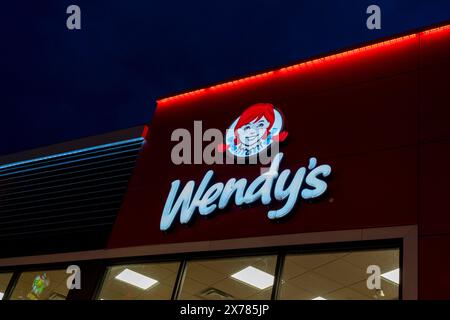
[0,263,74,300]
[0,270,17,300]
[92,238,402,300]
[0,224,416,300]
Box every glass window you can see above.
[0,273,13,300]
[9,269,70,300]
[279,248,400,300]
[178,255,277,300]
[98,261,180,300]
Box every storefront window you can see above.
[279,248,400,300]
[0,273,13,300]
[9,269,71,300]
[97,261,180,300]
[178,255,277,300]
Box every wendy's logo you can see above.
[160,102,332,232]
[222,103,288,158]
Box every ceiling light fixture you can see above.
[115,268,158,290]
[231,266,274,290]
[312,296,326,300]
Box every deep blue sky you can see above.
[0,1,449,156]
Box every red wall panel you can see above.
[106,23,450,300]
[419,234,450,299]
[108,33,425,249]
[420,27,450,68]
[419,61,450,142]
[419,140,450,236]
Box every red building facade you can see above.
[109,23,450,299]
[0,22,449,300]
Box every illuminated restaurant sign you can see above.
[160,104,332,231]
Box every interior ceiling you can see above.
[98,248,400,300]
[99,262,180,300]
[280,249,399,300]
[0,273,13,295]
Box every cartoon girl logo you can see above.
[222,103,288,158]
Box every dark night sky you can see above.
[0,1,449,156]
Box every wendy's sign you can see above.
[108,30,427,247]
[224,103,287,158]
[160,103,332,232]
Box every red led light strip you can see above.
[158,23,450,105]
[141,124,149,138]
[422,24,450,34]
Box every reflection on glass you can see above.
[279,248,400,300]
[10,269,70,300]
[179,255,277,300]
[98,262,180,300]
[0,273,13,300]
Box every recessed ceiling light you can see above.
[0,292,4,300]
[381,268,400,285]
[231,266,274,290]
[115,268,158,290]
[312,296,326,300]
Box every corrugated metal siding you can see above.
[0,137,143,257]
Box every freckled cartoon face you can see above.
[236,116,270,147]
[226,103,284,158]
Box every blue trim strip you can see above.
[0,152,139,179]
[0,137,144,171]
[0,138,143,174]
